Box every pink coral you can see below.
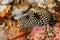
[53,28,60,40]
[30,26,45,37]
[30,26,46,40]
[45,38,52,40]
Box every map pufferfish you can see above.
[19,6,55,30]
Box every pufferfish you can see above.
[19,6,55,30]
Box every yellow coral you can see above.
[0,4,12,17]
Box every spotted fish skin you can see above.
[20,6,55,30]
[20,15,38,30]
[26,7,55,25]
